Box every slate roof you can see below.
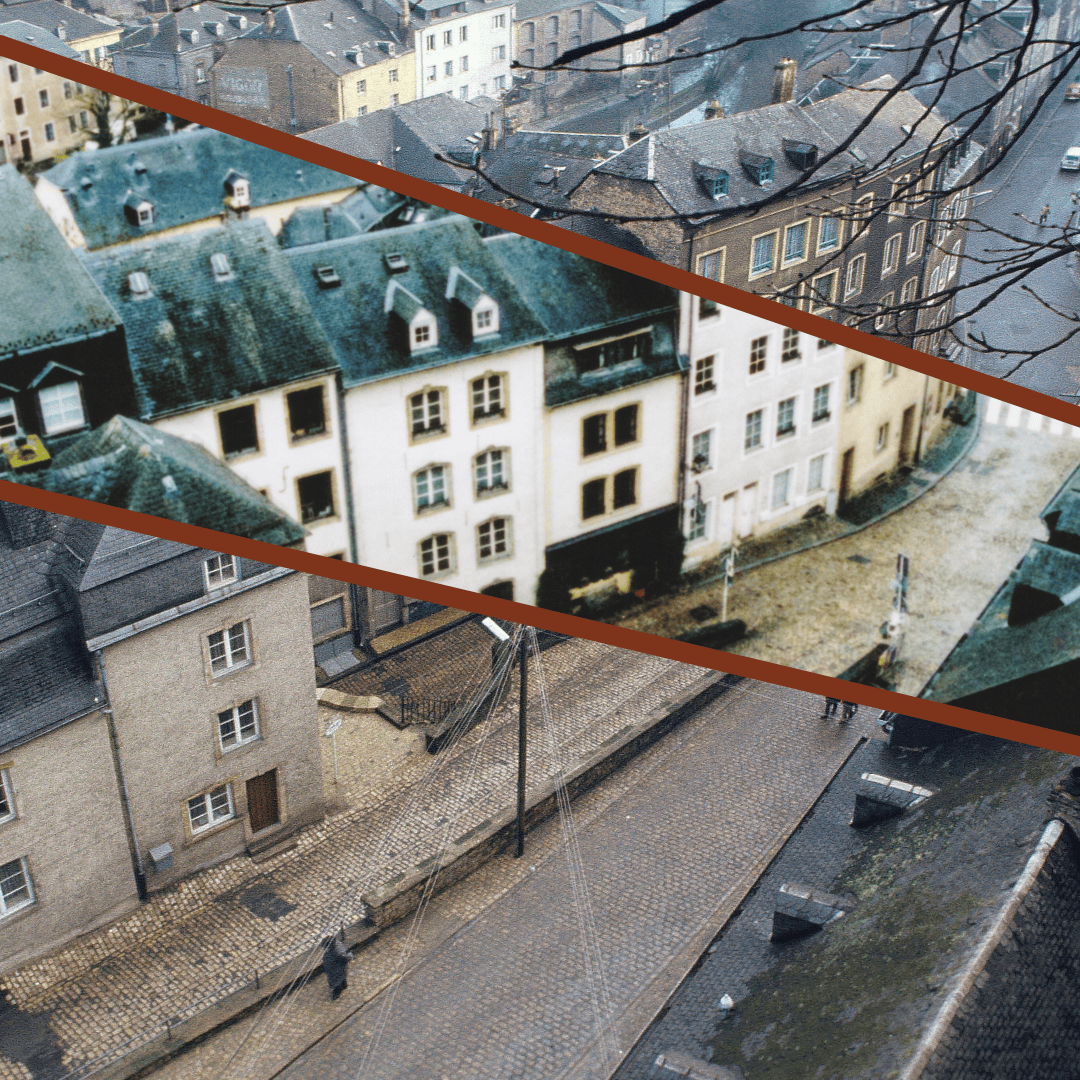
[0,165,120,358]
[113,2,249,56]
[239,0,406,78]
[277,185,413,247]
[80,218,339,419]
[78,525,193,591]
[0,16,81,55]
[282,214,547,388]
[587,76,957,220]
[0,1,116,42]
[40,126,361,250]
[922,462,1080,705]
[300,96,491,189]
[611,729,1079,1080]
[13,415,307,549]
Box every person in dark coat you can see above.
[841,701,858,721]
[823,697,839,718]
[322,935,351,1000]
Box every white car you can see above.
[1062,146,1080,170]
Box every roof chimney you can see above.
[771,57,797,104]
[264,8,275,31]
[628,122,648,143]
[703,100,723,120]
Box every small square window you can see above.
[297,471,336,523]
[0,857,33,916]
[208,622,250,675]
[39,381,86,435]
[218,403,258,458]
[188,784,234,833]
[218,700,259,750]
[582,478,606,518]
[613,468,637,509]
[204,553,238,589]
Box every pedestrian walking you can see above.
[322,935,352,1001]
[1038,203,1050,225]
[841,701,858,722]
[823,697,839,718]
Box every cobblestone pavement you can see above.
[616,414,1080,697]
[0,638,710,1080]
[152,680,865,1080]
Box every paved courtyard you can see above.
[145,680,867,1080]
[616,406,1080,696]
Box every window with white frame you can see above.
[493,13,506,27]
[875,291,895,331]
[687,497,710,541]
[749,336,768,375]
[0,398,20,441]
[218,700,259,750]
[947,240,961,281]
[492,45,506,61]
[0,770,14,823]
[847,365,864,404]
[744,409,763,452]
[443,29,453,45]
[882,234,902,276]
[409,388,445,437]
[812,383,831,424]
[844,254,866,297]
[783,221,808,264]
[420,533,454,576]
[884,361,898,380]
[691,429,713,472]
[781,327,801,363]
[474,448,508,495]
[876,422,890,452]
[693,355,716,395]
[888,175,910,220]
[471,374,504,420]
[810,270,838,311]
[0,857,33,916]
[771,467,793,510]
[38,381,86,435]
[818,216,840,252]
[749,232,777,276]
[901,276,919,304]
[414,464,449,510]
[204,553,238,589]
[697,249,725,280]
[477,517,510,561]
[187,784,234,833]
[907,220,926,261]
[852,194,874,236]
[776,397,796,439]
[807,453,827,493]
[208,621,250,676]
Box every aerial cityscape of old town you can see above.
[3,0,1080,1077]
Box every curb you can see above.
[85,670,738,1080]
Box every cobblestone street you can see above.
[617,404,1080,696]
[146,680,866,1080]
[0,638,712,1080]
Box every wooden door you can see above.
[736,483,757,538]
[899,405,916,465]
[839,447,855,504]
[246,770,280,833]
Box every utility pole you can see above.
[879,553,909,675]
[721,540,737,622]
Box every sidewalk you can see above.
[0,638,715,1080]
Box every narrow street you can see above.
[146,680,866,1080]
[957,90,1080,401]
[616,403,1080,696]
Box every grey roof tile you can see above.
[0,17,81,56]
[0,1,117,42]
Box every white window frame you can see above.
[847,365,864,405]
[218,699,259,751]
[901,276,919,304]
[471,372,505,420]
[748,230,778,278]
[414,463,450,511]
[204,553,238,590]
[0,857,34,916]
[474,447,509,495]
[852,194,874,237]
[810,270,839,312]
[844,254,866,297]
[208,621,251,676]
[0,769,15,824]
[38,380,86,435]
[691,428,714,472]
[782,219,810,266]
[409,387,446,439]
[419,533,455,577]
[817,215,841,253]
[477,516,511,562]
[876,422,890,453]
[775,396,797,440]
[770,466,794,511]
[811,383,832,426]
[887,175,910,221]
[882,233,902,277]
[187,784,235,834]
[806,452,828,494]
[907,220,926,262]
[686,497,711,543]
[744,408,764,453]
[875,291,896,331]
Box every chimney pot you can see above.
[703,99,723,120]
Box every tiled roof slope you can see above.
[283,214,547,388]
[40,127,360,249]
[114,3,249,55]
[81,218,339,419]
[13,415,306,549]
[0,165,120,356]
[1,1,117,41]
[0,17,81,55]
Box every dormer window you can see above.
[204,553,238,589]
[210,253,233,282]
[693,163,728,200]
[124,193,155,227]
[223,169,250,210]
[128,271,152,298]
[0,398,21,441]
[386,280,438,353]
[313,265,341,288]
[782,139,818,171]
[38,381,86,435]
[475,306,496,333]
[739,151,774,186]
[385,251,408,273]
[446,266,499,339]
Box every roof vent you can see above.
[133,159,148,175]
[313,265,342,288]
[771,883,851,942]
[210,253,233,281]
[80,176,93,190]
[128,271,152,298]
[384,251,409,273]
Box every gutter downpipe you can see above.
[94,650,149,902]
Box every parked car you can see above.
[1066,81,1080,101]
[1062,146,1080,170]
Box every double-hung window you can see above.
[208,622,250,675]
[188,785,234,833]
[0,858,33,916]
[204,553,238,589]
[750,233,776,276]
[474,449,508,494]
[414,464,449,510]
[218,700,259,750]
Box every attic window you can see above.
[133,159,148,175]
[314,265,342,288]
[223,170,250,210]
[740,152,774,186]
[385,251,409,273]
[123,195,155,227]
[782,139,818,170]
[128,271,152,298]
[210,253,233,281]
[473,304,499,336]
